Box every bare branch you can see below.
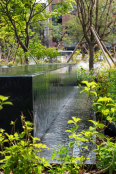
[102,20,116,40]
[81,0,86,24]
[75,0,90,43]
[95,0,99,30]
[102,0,113,37]
[84,0,89,9]
[30,0,53,20]
[75,0,83,25]
[98,0,108,24]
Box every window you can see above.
[52,4,62,42]
[52,4,62,26]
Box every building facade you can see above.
[49,0,75,49]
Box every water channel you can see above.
[40,87,96,164]
[0,64,95,164]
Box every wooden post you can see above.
[90,26,111,68]
[66,35,84,63]
[83,44,89,54]
[67,27,90,63]
[92,27,115,66]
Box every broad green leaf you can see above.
[0,95,9,101]
[67,120,74,124]
[33,137,40,141]
[81,145,88,149]
[97,97,113,103]
[10,121,15,125]
[34,143,48,149]
[90,81,97,86]
[102,109,110,115]
[92,103,103,106]
[19,133,25,138]
[90,91,97,96]
[107,116,112,122]
[89,120,106,128]
[72,117,81,123]
[89,126,96,131]
[0,129,5,133]
[14,132,19,137]
[111,108,115,113]
[3,102,13,105]
[65,130,72,133]
[69,142,75,148]
[81,81,89,86]
[96,133,105,139]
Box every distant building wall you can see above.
[49,0,71,49]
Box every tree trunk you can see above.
[0,46,2,60]
[25,22,29,49]
[89,44,94,71]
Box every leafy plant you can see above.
[79,78,116,173]
[65,116,109,173]
[94,74,110,97]
[45,47,60,63]
[0,95,12,110]
[96,139,116,174]
[48,68,116,173]
[2,66,116,174]
[0,115,50,174]
[49,144,81,174]
[92,97,116,122]
[77,68,94,85]
[80,81,98,99]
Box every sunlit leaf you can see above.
[72,117,81,123]
[0,95,9,101]
[3,102,13,105]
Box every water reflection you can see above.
[33,65,77,138]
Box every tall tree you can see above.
[0,0,52,63]
[75,0,116,70]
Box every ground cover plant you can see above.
[79,66,116,173]
[1,66,116,173]
[77,67,94,85]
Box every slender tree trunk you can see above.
[0,46,2,60]
[89,44,94,71]
[25,22,29,49]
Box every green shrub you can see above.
[0,95,50,174]
[77,67,94,85]
[0,115,50,174]
[1,66,116,174]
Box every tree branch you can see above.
[98,0,108,24]
[102,0,113,37]
[95,0,99,30]
[30,0,53,20]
